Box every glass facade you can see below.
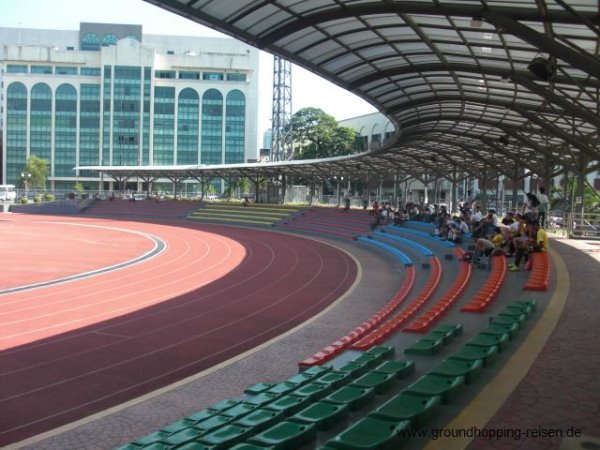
[112,66,142,165]
[225,90,245,164]
[153,86,175,164]
[2,32,255,186]
[201,89,223,164]
[6,83,28,183]
[177,88,199,165]
[54,84,77,177]
[30,83,52,163]
[79,84,101,173]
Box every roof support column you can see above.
[451,166,458,214]
[512,164,520,211]
[481,167,488,212]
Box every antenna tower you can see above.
[270,55,293,161]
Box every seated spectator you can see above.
[472,208,498,238]
[447,215,469,243]
[469,204,483,229]
[472,227,503,264]
[508,221,548,271]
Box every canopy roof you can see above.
[122,0,600,183]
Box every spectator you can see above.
[508,220,548,271]
[523,192,540,223]
[537,186,549,227]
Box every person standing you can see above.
[537,186,549,227]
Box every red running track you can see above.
[0,214,357,446]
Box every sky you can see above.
[0,0,377,137]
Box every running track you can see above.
[0,214,357,446]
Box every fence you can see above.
[565,212,600,240]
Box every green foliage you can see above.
[34,194,42,203]
[74,182,85,194]
[21,155,49,189]
[551,177,600,213]
[44,193,55,201]
[20,197,29,204]
[289,107,359,159]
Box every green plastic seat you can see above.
[350,352,383,368]
[365,345,395,359]
[497,312,527,326]
[426,330,451,345]
[326,416,411,449]
[451,344,498,367]
[210,399,240,412]
[290,401,349,431]
[187,408,218,423]
[229,444,276,450]
[431,323,463,337]
[373,360,415,379]
[469,332,509,352]
[221,402,258,419]
[195,414,234,433]
[511,299,537,311]
[404,338,443,356]
[245,382,276,395]
[485,322,519,340]
[159,419,194,435]
[322,385,375,411]
[141,444,177,450]
[503,304,533,319]
[199,424,253,449]
[113,445,143,450]
[351,371,397,394]
[264,394,311,416]
[249,420,317,450]
[404,374,465,405]
[160,426,204,446]
[490,315,523,330]
[371,392,441,429]
[290,382,332,400]
[265,382,298,396]
[337,362,369,378]
[244,392,279,406]
[286,373,314,387]
[431,357,483,384]
[315,370,353,389]
[234,408,285,432]
[132,431,170,446]
[300,365,333,376]
[176,443,217,450]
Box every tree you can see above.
[289,107,359,159]
[21,155,49,189]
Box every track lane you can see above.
[0,216,357,446]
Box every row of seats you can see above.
[350,257,442,350]
[298,267,416,368]
[285,217,369,234]
[116,346,405,450]
[523,251,550,291]
[188,203,303,226]
[404,249,472,333]
[385,225,456,249]
[322,303,535,449]
[372,230,435,256]
[460,255,508,313]
[356,237,414,266]
[281,221,358,240]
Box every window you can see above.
[155,70,176,79]
[56,66,78,75]
[153,86,176,165]
[81,67,101,76]
[102,33,119,46]
[81,32,100,51]
[7,64,27,74]
[201,89,223,165]
[177,88,199,164]
[31,66,53,74]
[225,90,245,164]
[226,73,247,82]
[55,84,78,177]
[179,71,200,80]
[203,72,224,81]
